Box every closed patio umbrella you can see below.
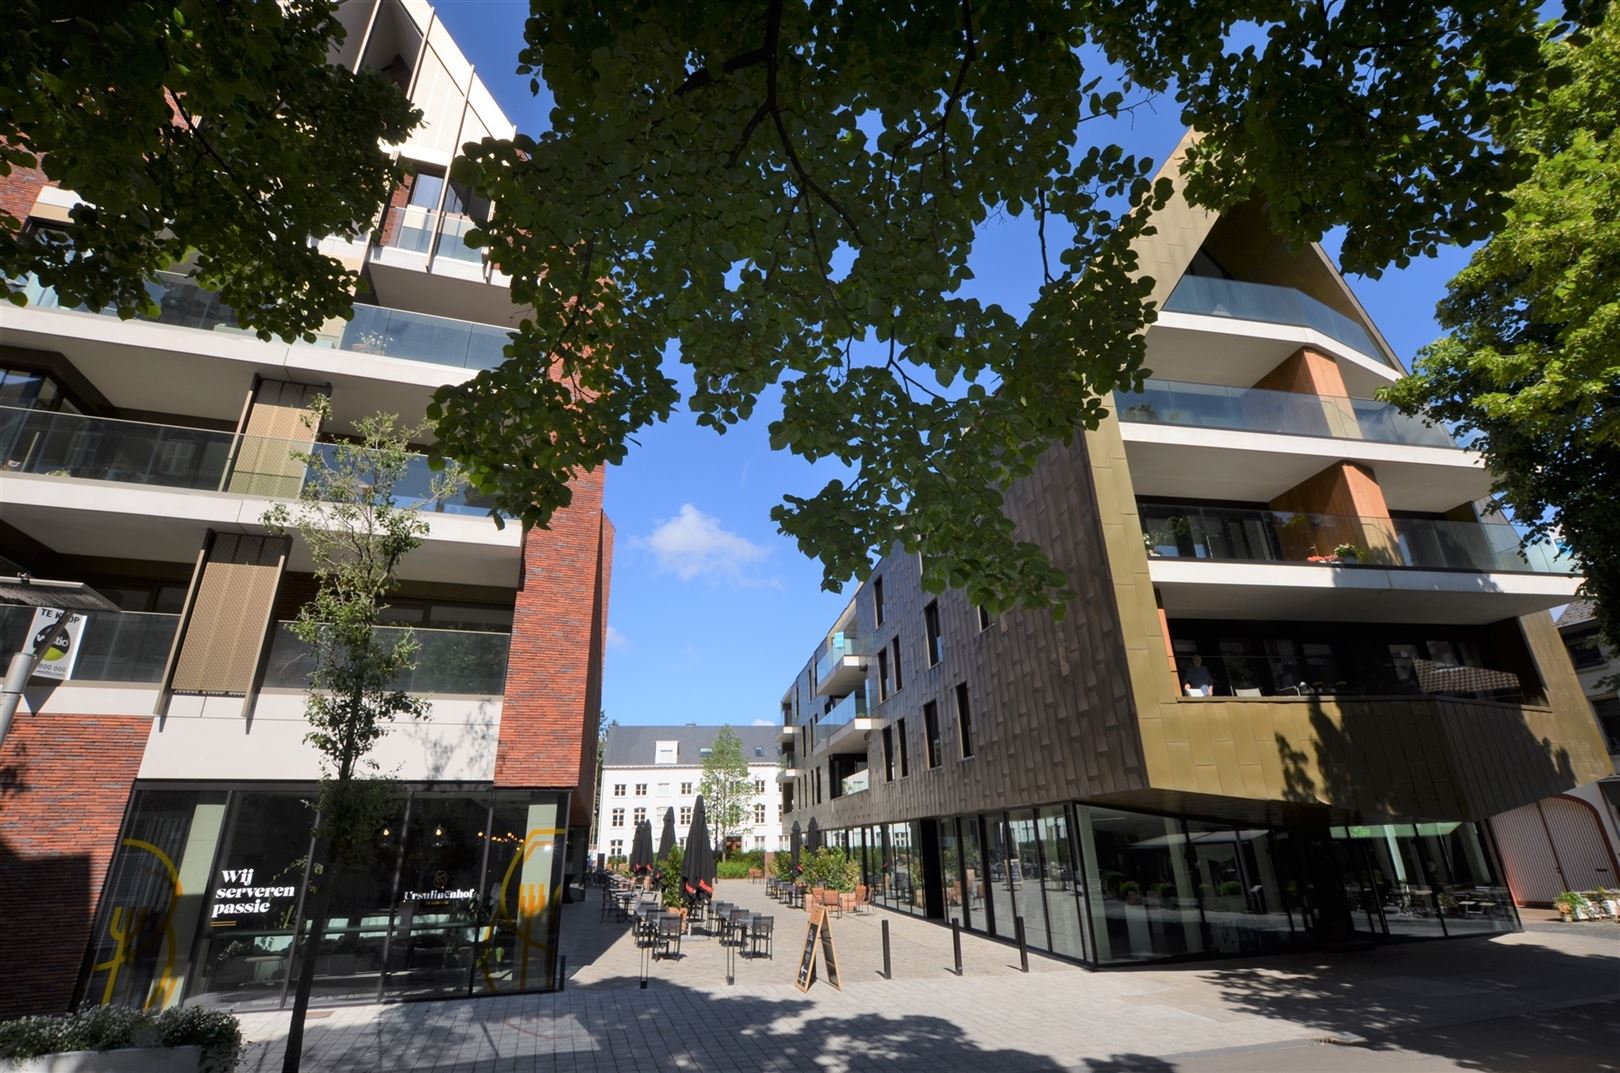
[807,816,823,853]
[790,820,802,876]
[682,796,716,903]
[656,807,677,874]
[630,819,655,876]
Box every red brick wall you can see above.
[378,174,415,248]
[0,713,148,1017]
[495,469,612,818]
[0,157,54,229]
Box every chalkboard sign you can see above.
[793,905,842,992]
[794,906,823,992]
[818,908,841,991]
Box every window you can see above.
[754,779,766,795]
[754,746,765,757]
[609,839,623,857]
[956,682,974,758]
[680,782,693,795]
[634,783,648,796]
[923,701,942,768]
[924,601,942,666]
[883,726,896,781]
[1570,633,1606,669]
[700,747,713,759]
[873,576,885,625]
[633,807,646,825]
[612,784,626,797]
[680,806,693,825]
[891,637,904,692]
[654,740,678,764]
[815,769,823,805]
[610,808,625,827]
[896,717,909,777]
[878,647,891,701]
[977,605,991,632]
[754,804,766,824]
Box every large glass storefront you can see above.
[81,783,568,1011]
[831,803,1515,967]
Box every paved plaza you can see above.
[234,879,1620,1072]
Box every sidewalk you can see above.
[232,879,1620,1073]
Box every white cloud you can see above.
[606,625,631,650]
[637,503,771,585]
[750,718,773,726]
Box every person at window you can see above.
[1183,654,1214,696]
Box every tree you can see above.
[261,399,461,1073]
[1,0,418,340]
[698,726,751,859]
[426,0,1597,615]
[1384,8,1620,653]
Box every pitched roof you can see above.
[602,724,781,767]
[1556,599,1598,630]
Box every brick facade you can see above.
[0,158,54,229]
[0,712,149,1016]
[495,468,612,828]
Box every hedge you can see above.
[0,1006,242,1072]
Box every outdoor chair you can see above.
[749,915,774,959]
[817,888,843,918]
[852,884,872,915]
[711,901,733,937]
[655,912,684,959]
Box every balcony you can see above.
[1163,275,1386,365]
[1,603,178,684]
[262,622,510,695]
[19,271,514,372]
[810,689,879,755]
[1139,503,1571,575]
[813,631,871,697]
[1,405,495,515]
[1142,503,1581,623]
[838,769,871,796]
[1177,649,1526,704]
[1115,379,1456,448]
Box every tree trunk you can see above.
[281,842,336,1073]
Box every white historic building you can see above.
[594,725,785,860]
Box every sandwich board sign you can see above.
[794,903,842,992]
[26,608,84,682]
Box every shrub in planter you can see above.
[769,852,795,881]
[715,860,753,880]
[0,1006,242,1072]
[1553,890,1591,921]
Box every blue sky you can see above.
[433,3,1473,728]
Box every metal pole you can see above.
[1015,915,1029,973]
[881,918,891,980]
[952,920,963,976]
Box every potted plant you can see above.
[658,845,689,930]
[1119,880,1142,905]
[1554,890,1591,922]
[1333,542,1363,563]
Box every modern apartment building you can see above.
[777,134,1612,967]
[0,1,611,1016]
[1487,601,1620,904]
[593,726,785,861]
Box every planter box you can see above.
[7,1045,201,1073]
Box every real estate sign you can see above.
[25,607,85,682]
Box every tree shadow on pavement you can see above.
[239,974,1136,1073]
[1202,938,1620,1073]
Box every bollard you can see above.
[640,941,649,989]
[1014,915,1029,973]
[952,920,963,976]
[882,918,892,980]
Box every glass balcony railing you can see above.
[382,206,487,264]
[1162,275,1389,364]
[1115,379,1456,448]
[1,405,496,515]
[1139,502,1575,575]
[262,622,510,695]
[19,271,514,371]
[812,689,869,751]
[814,631,870,684]
[0,604,179,683]
[1184,650,1525,704]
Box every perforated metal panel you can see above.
[169,533,289,695]
[226,379,324,498]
